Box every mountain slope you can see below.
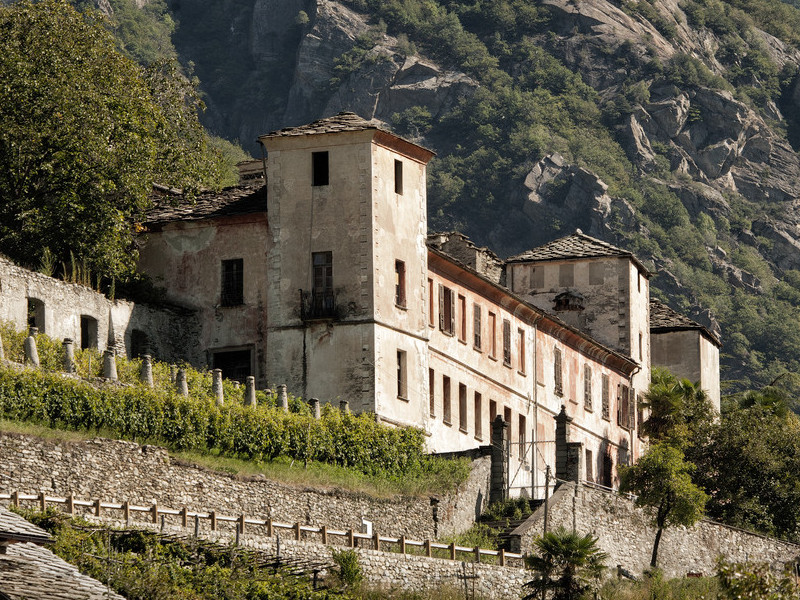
[106,0,800,391]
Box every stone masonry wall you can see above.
[0,432,490,540]
[512,482,800,577]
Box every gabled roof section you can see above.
[143,184,267,227]
[260,112,435,163]
[650,299,721,346]
[264,111,380,137]
[507,230,651,277]
[0,506,51,546]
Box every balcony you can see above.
[300,289,338,321]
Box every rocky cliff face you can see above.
[166,0,800,386]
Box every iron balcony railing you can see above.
[300,289,337,320]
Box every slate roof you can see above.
[0,506,126,599]
[506,231,650,275]
[0,541,126,600]
[144,184,267,226]
[650,299,721,346]
[0,505,51,545]
[263,111,382,137]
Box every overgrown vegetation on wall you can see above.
[0,324,469,490]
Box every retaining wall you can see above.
[511,482,800,577]
[0,432,490,539]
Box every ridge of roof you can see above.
[506,230,650,276]
[263,111,381,138]
[650,298,721,346]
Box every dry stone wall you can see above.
[511,482,800,577]
[0,432,490,539]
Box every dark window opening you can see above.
[212,349,252,382]
[502,319,511,366]
[519,415,526,458]
[303,251,336,319]
[602,374,610,420]
[221,259,244,306]
[80,315,98,350]
[618,384,630,429]
[458,295,466,342]
[554,347,563,396]
[312,151,329,186]
[489,399,497,439]
[459,383,468,432]
[473,304,481,349]
[489,312,496,358]
[474,392,482,439]
[443,376,451,425]
[518,328,526,373]
[586,450,594,483]
[130,329,148,358]
[394,159,403,195]
[602,453,613,488]
[429,368,435,416]
[397,350,407,399]
[27,298,45,333]
[439,285,455,335]
[395,260,406,307]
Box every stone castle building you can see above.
[0,112,720,497]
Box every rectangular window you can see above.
[438,285,455,335]
[458,295,467,342]
[312,252,333,292]
[630,388,637,430]
[489,312,497,358]
[618,384,630,429]
[531,265,544,289]
[559,263,574,287]
[80,315,98,350]
[429,368,435,416]
[459,383,468,432]
[474,392,482,440]
[585,450,594,483]
[518,329,526,373]
[589,262,604,285]
[518,415,526,458]
[504,407,513,443]
[489,399,497,436]
[443,376,451,425]
[584,365,593,411]
[312,151,329,186]
[428,278,434,326]
[397,350,407,400]
[473,304,482,350]
[395,260,406,307]
[394,159,403,195]
[502,319,511,366]
[221,259,244,306]
[602,375,610,420]
[639,332,643,362]
[554,347,563,397]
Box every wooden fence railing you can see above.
[0,491,526,567]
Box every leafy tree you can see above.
[0,0,227,280]
[523,527,607,600]
[688,399,800,540]
[619,444,708,568]
[717,559,800,599]
[642,368,716,448]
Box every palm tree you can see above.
[523,527,607,600]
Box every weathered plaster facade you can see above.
[0,256,200,364]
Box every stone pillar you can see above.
[555,406,582,483]
[489,415,509,504]
[309,398,320,419]
[103,349,118,381]
[24,328,39,367]
[245,376,257,407]
[278,384,288,411]
[212,369,224,406]
[176,368,188,396]
[62,339,75,373]
[140,355,154,387]
[339,400,350,413]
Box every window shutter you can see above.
[438,284,444,330]
[449,290,456,334]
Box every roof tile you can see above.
[144,184,266,226]
[263,111,381,137]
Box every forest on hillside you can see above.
[5,0,800,396]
